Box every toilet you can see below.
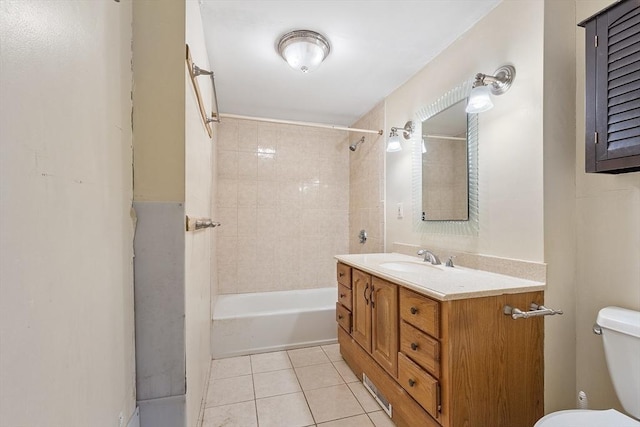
[535,306,640,427]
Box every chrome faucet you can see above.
[417,249,441,265]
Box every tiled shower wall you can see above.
[216,118,349,294]
[349,102,385,253]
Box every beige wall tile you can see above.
[215,118,348,294]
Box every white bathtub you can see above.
[211,287,338,359]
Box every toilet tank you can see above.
[597,306,640,419]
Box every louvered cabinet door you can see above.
[582,0,640,173]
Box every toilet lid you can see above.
[535,409,640,427]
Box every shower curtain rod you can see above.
[217,113,383,135]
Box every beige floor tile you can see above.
[253,368,301,398]
[288,346,330,367]
[250,350,292,373]
[333,360,359,383]
[256,392,315,427]
[347,382,380,413]
[317,414,374,426]
[295,363,344,391]
[304,384,365,423]
[205,374,254,407]
[321,343,343,362]
[210,355,252,379]
[368,410,396,427]
[202,400,257,427]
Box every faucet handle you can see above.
[445,256,456,268]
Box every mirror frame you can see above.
[411,80,479,236]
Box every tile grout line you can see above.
[287,348,318,426]
[250,354,261,427]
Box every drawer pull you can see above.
[411,342,419,351]
[410,306,418,315]
[340,293,346,298]
[408,379,416,387]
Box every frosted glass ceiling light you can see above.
[277,30,331,73]
[386,121,415,152]
[466,64,516,113]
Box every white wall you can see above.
[185,2,215,425]
[542,0,577,411]
[0,1,136,425]
[574,0,640,412]
[385,0,545,262]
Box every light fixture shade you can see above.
[277,30,330,73]
[466,85,494,113]
[387,134,402,152]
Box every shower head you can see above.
[349,136,365,152]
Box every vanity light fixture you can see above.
[386,121,415,152]
[465,64,516,113]
[277,30,331,73]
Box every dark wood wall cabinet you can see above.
[579,0,640,173]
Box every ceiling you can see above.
[199,1,501,127]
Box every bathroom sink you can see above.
[378,261,441,274]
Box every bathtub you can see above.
[211,287,338,359]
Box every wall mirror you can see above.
[412,80,479,235]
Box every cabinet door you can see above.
[584,0,640,172]
[351,269,372,352]
[371,277,398,377]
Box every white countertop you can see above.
[334,253,545,301]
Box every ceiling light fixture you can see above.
[465,65,516,113]
[386,121,415,152]
[277,30,331,73]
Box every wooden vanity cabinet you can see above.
[337,265,544,427]
[348,269,399,377]
[351,269,372,352]
[370,277,398,377]
[336,263,352,334]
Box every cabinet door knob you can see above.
[411,342,418,351]
[410,306,418,315]
[338,314,343,320]
[339,272,344,277]
[340,293,345,298]
[408,379,416,387]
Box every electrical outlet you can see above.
[397,203,404,219]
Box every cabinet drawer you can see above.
[338,284,352,311]
[337,263,352,289]
[400,321,440,378]
[336,302,352,333]
[398,352,439,419]
[400,288,439,338]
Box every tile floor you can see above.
[202,344,397,427]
